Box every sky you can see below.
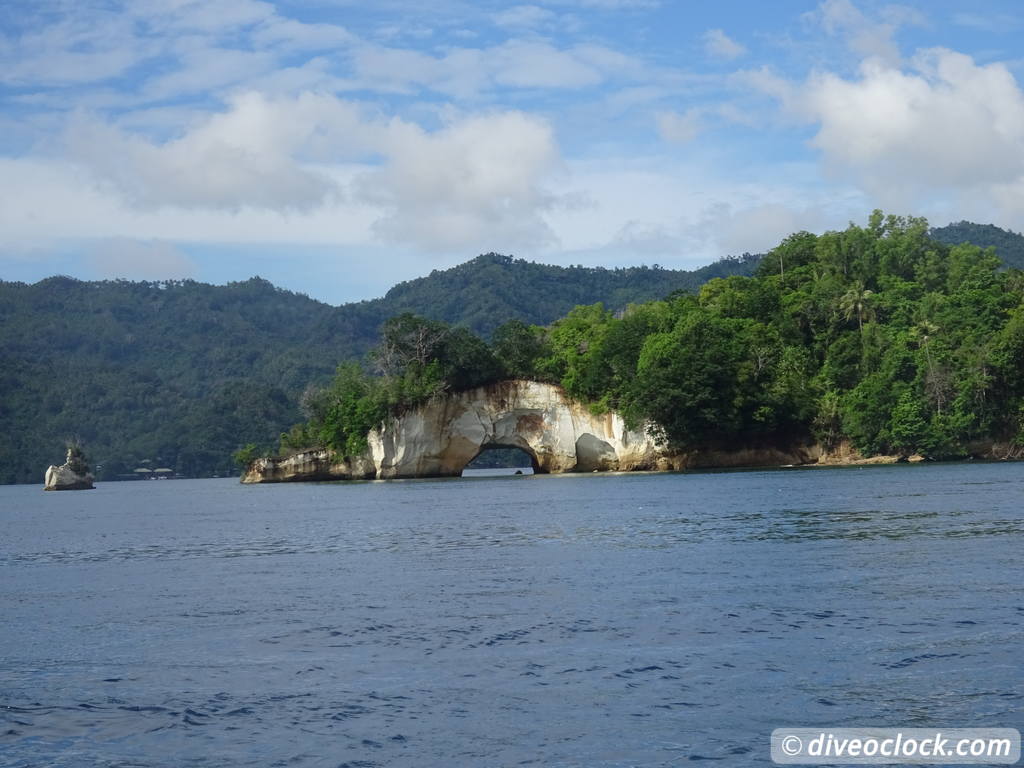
[1,0,1023,304]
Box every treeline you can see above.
[931,221,1024,270]
[290,212,1024,461]
[0,254,757,483]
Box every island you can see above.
[44,445,95,490]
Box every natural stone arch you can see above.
[463,441,543,474]
[241,380,675,483]
[369,380,666,480]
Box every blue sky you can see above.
[1,0,1022,304]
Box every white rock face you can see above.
[240,379,828,484]
[241,449,376,483]
[369,380,667,479]
[242,380,668,483]
[44,463,94,490]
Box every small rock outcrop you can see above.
[242,450,376,484]
[44,446,95,491]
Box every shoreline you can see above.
[240,440,1024,484]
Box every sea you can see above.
[1,463,1022,767]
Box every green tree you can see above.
[491,320,549,380]
[232,443,259,468]
[839,281,875,332]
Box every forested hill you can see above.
[290,214,1024,469]
[930,222,1024,269]
[376,252,761,334]
[2,222,1020,484]
[0,253,756,483]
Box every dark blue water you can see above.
[1,464,1022,767]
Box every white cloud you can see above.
[350,39,644,97]
[0,0,354,103]
[805,50,1024,193]
[88,238,197,280]
[143,46,279,100]
[251,16,354,51]
[656,109,701,143]
[359,111,561,251]
[811,0,924,66]
[493,41,605,88]
[684,203,831,257]
[64,92,368,211]
[744,35,1024,225]
[543,159,860,269]
[952,12,1021,33]
[493,5,557,29]
[0,11,146,87]
[136,0,275,34]
[704,29,746,61]
[18,92,564,255]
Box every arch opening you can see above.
[461,444,540,477]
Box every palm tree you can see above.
[911,319,948,415]
[839,281,875,332]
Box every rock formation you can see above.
[241,380,831,484]
[240,379,1023,484]
[243,380,670,483]
[44,446,95,490]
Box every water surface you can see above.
[1,464,1022,766]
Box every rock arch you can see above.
[241,379,826,484]
[242,380,670,483]
[464,442,543,474]
[368,380,666,479]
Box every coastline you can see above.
[241,438,1024,484]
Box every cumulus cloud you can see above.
[739,16,1024,224]
[59,92,563,252]
[359,111,561,251]
[791,49,1024,214]
[704,29,746,61]
[65,92,365,210]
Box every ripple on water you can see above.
[1,466,1023,766]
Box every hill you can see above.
[0,253,758,483]
[376,252,761,334]
[293,213,1024,470]
[930,221,1024,269]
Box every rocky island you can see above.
[241,380,820,483]
[44,445,95,490]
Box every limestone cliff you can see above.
[369,380,667,478]
[239,380,851,485]
[242,380,668,483]
[44,447,95,490]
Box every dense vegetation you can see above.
[0,254,756,483]
[296,213,1024,462]
[378,252,762,335]
[931,221,1024,270]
